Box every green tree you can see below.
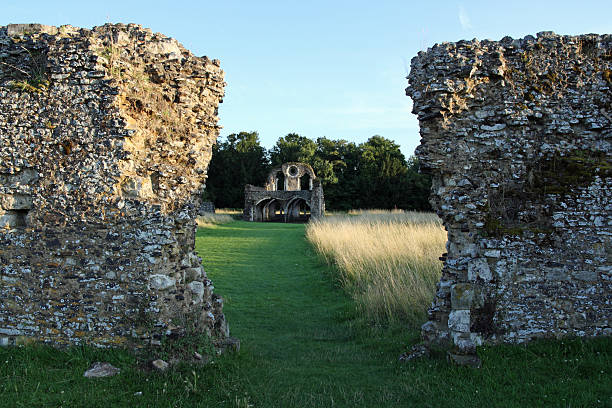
[312,137,360,211]
[403,156,432,211]
[205,131,270,208]
[356,135,409,209]
[269,133,316,165]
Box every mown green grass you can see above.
[1,221,610,407]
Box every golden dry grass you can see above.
[306,210,446,325]
[196,213,234,227]
[215,208,244,215]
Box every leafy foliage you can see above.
[269,132,316,165]
[205,132,432,211]
[205,131,270,208]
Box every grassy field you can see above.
[306,210,446,325]
[0,221,610,407]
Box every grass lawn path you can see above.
[196,221,407,406]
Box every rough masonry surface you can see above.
[407,32,611,358]
[0,23,228,347]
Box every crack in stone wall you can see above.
[0,23,228,347]
[407,32,611,358]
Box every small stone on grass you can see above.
[152,359,169,371]
[83,362,120,378]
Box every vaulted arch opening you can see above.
[285,198,311,223]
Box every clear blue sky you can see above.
[3,1,611,156]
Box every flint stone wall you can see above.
[407,32,611,355]
[0,23,228,347]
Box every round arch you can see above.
[284,197,311,222]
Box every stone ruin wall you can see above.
[0,23,228,347]
[407,32,611,358]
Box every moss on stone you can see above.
[529,149,611,196]
[483,149,609,238]
[483,216,525,237]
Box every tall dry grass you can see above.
[306,210,446,326]
[215,208,243,215]
[196,213,234,227]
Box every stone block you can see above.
[188,281,204,302]
[545,267,570,281]
[0,194,32,210]
[573,270,598,282]
[450,283,475,309]
[149,274,176,290]
[448,310,470,332]
[0,211,25,229]
[7,24,59,36]
[468,258,492,282]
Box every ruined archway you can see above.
[244,162,324,222]
[285,197,311,222]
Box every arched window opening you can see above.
[288,165,299,177]
[276,171,285,191]
[300,173,311,190]
[269,200,284,222]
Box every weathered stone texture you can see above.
[407,32,611,355]
[243,162,325,222]
[0,23,228,347]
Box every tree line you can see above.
[204,131,432,211]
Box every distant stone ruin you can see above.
[243,162,324,222]
[407,32,611,363]
[0,23,229,348]
[199,201,215,215]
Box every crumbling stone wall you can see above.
[0,23,228,347]
[407,32,611,360]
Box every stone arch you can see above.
[284,197,311,222]
[244,162,324,222]
[255,198,285,222]
[253,197,271,221]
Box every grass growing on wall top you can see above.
[306,210,447,325]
